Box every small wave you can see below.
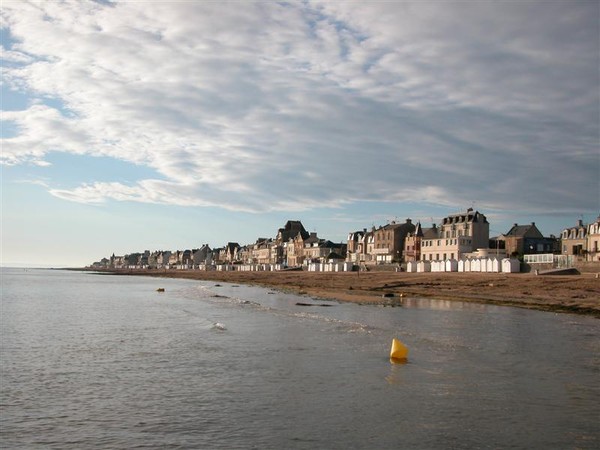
[212,322,227,331]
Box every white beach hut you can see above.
[459,259,472,273]
[445,259,458,272]
[417,261,431,273]
[487,258,500,273]
[406,261,418,273]
[502,258,521,273]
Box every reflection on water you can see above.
[1,269,599,449]
[402,297,489,311]
[385,362,408,385]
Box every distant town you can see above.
[91,209,600,273]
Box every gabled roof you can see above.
[505,223,543,238]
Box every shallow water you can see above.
[1,269,599,449]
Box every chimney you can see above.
[406,218,412,224]
[578,219,583,227]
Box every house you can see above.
[126,252,142,268]
[287,232,319,266]
[276,220,310,244]
[211,247,224,264]
[222,242,241,263]
[91,257,110,269]
[192,244,212,265]
[501,222,556,257]
[586,216,600,262]
[275,220,310,265]
[303,239,346,264]
[346,229,373,264]
[404,222,438,262]
[420,209,489,261]
[157,251,171,268]
[561,220,587,257]
[110,253,126,269]
[370,219,416,264]
[247,238,274,264]
[169,251,181,267]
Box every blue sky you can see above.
[1,1,599,267]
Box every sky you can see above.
[1,1,599,267]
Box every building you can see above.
[249,238,275,264]
[370,219,416,263]
[586,216,600,262]
[501,222,556,257]
[404,222,438,262]
[303,239,346,264]
[193,244,212,265]
[561,220,587,257]
[420,209,489,261]
[221,242,241,263]
[275,220,310,265]
[346,229,373,264]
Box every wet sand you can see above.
[110,269,600,317]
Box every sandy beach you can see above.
[111,269,600,317]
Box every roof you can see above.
[505,223,543,238]
[278,220,310,241]
[325,252,345,260]
[443,209,488,224]
[422,227,439,239]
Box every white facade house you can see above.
[420,209,489,262]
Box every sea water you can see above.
[1,268,598,449]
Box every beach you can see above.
[111,269,600,317]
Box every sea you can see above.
[1,268,599,449]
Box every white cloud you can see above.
[1,1,598,217]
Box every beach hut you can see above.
[471,258,482,272]
[480,258,489,272]
[502,258,521,273]
[445,259,458,272]
[458,259,472,272]
[417,261,431,273]
[406,261,418,273]
[487,258,500,273]
[342,262,353,272]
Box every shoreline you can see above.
[95,268,600,317]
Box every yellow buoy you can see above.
[390,338,409,363]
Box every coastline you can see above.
[98,268,600,317]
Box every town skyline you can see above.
[2,2,598,267]
[89,211,600,271]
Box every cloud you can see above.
[1,1,598,217]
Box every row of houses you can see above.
[92,220,347,270]
[91,212,600,270]
[347,210,600,265]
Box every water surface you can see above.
[1,269,598,449]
